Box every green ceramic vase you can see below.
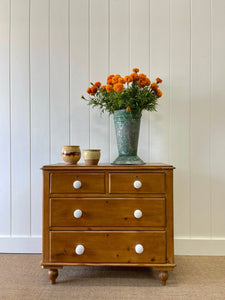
[112,109,145,165]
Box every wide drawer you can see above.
[50,172,105,194]
[50,198,166,227]
[109,172,165,194]
[50,231,166,263]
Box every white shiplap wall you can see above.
[0,0,225,254]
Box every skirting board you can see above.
[0,237,225,255]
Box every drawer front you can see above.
[50,172,105,194]
[50,198,166,227]
[50,231,166,263]
[109,172,165,194]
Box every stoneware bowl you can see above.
[83,149,101,166]
[61,145,81,164]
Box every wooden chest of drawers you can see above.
[41,164,175,285]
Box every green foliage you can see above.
[82,81,161,115]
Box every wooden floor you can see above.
[0,255,225,299]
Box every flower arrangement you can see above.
[81,68,163,115]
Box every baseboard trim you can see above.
[0,236,42,253]
[0,236,225,255]
[174,237,225,255]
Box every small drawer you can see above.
[50,231,166,263]
[50,198,166,227]
[50,172,105,194]
[109,172,165,194]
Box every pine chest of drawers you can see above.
[41,163,176,285]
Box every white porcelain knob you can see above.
[135,244,144,254]
[134,209,143,219]
[75,244,85,255]
[134,180,142,189]
[74,209,82,218]
[73,180,82,189]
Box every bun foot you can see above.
[48,269,58,284]
[158,271,168,286]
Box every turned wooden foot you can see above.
[158,271,168,286]
[48,269,58,284]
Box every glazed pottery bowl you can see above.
[83,149,101,165]
[61,145,81,164]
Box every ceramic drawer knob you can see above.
[73,180,82,189]
[134,180,142,189]
[135,244,144,254]
[74,209,82,218]
[75,244,85,255]
[134,209,143,219]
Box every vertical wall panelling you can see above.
[190,0,211,237]
[170,0,191,237]
[110,0,130,162]
[150,0,170,164]
[0,0,10,235]
[11,0,30,235]
[90,0,109,162]
[70,0,89,155]
[30,0,49,236]
[130,0,149,163]
[211,0,225,237]
[50,0,69,163]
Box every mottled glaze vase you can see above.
[61,145,81,164]
[112,109,145,165]
[83,149,101,165]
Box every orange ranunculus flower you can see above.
[126,106,131,112]
[156,77,162,83]
[146,78,151,86]
[100,85,106,91]
[139,73,146,80]
[118,78,125,84]
[113,83,124,93]
[107,74,114,81]
[91,86,97,93]
[157,89,162,97]
[87,87,92,94]
[106,84,113,92]
[130,72,139,81]
[151,82,158,91]
[133,68,139,73]
[94,81,101,87]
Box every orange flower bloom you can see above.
[126,106,131,112]
[113,83,124,93]
[107,74,114,81]
[137,80,147,88]
[106,84,113,92]
[151,82,158,91]
[107,78,113,85]
[157,89,163,97]
[146,78,151,86]
[156,77,162,83]
[130,72,139,81]
[124,75,130,83]
[112,76,119,84]
[133,68,139,73]
[87,87,92,94]
[118,77,125,84]
[139,73,146,80]
[94,81,101,87]
[100,85,106,91]
[91,86,97,93]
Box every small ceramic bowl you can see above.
[61,145,81,164]
[83,149,101,166]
